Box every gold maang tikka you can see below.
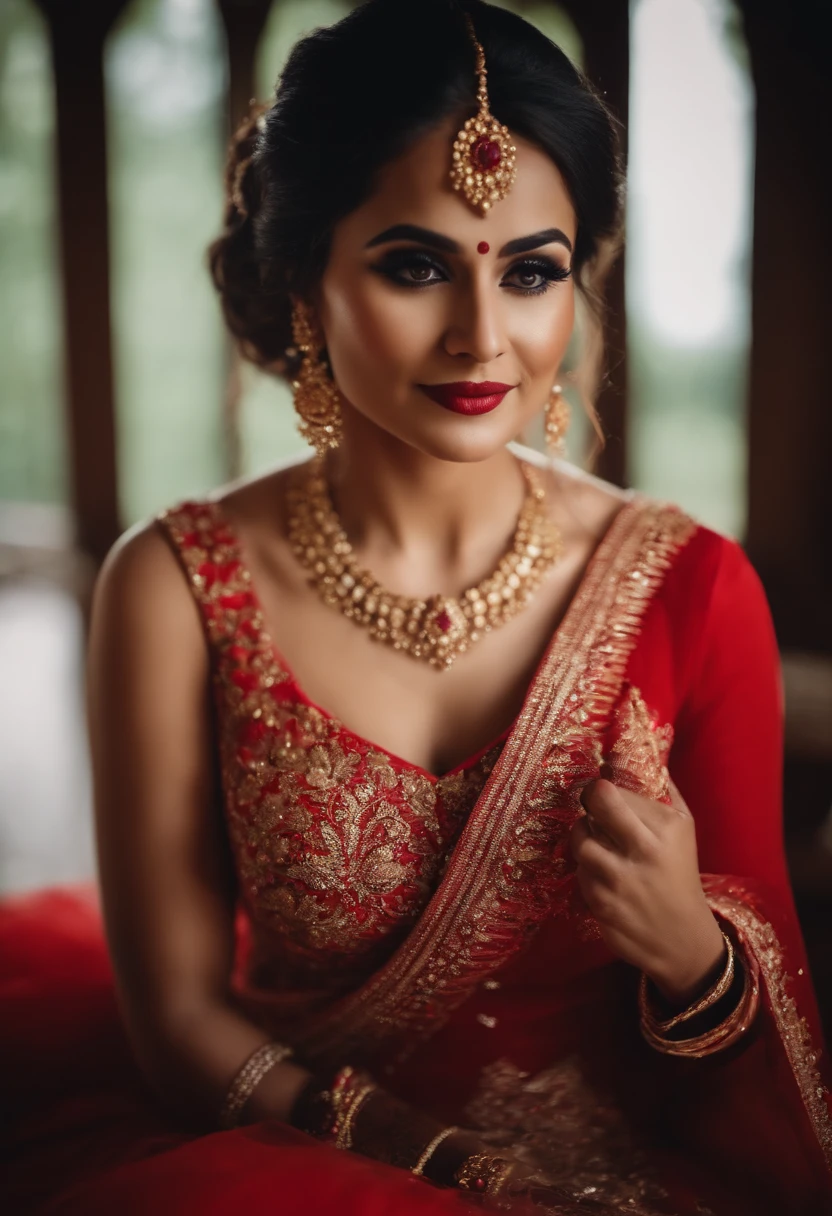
[450,15,517,214]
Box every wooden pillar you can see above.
[560,0,630,488]
[216,0,273,479]
[34,0,128,563]
[739,0,832,652]
[217,0,273,131]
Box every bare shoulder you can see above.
[211,453,312,595]
[213,452,309,527]
[512,444,631,544]
[92,516,203,651]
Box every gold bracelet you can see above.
[219,1041,293,1129]
[639,930,735,1033]
[455,1150,514,1196]
[328,1066,379,1150]
[412,1126,460,1176]
[336,1082,378,1151]
[641,950,760,1058]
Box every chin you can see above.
[404,419,521,465]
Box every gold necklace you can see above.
[287,459,563,670]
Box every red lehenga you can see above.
[2,492,831,1215]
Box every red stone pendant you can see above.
[470,136,502,171]
[436,609,452,633]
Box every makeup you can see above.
[418,380,514,416]
[477,241,490,254]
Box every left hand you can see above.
[570,776,725,1006]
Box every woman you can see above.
[2,1,831,1212]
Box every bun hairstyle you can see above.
[209,0,624,393]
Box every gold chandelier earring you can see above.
[289,298,343,458]
[544,383,571,458]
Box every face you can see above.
[314,117,577,464]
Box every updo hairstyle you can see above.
[209,0,624,396]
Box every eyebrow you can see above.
[364,223,573,256]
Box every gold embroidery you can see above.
[606,685,674,803]
[435,743,503,824]
[705,883,832,1170]
[291,499,697,1063]
[465,1057,671,1215]
[157,502,502,980]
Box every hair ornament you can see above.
[450,14,517,215]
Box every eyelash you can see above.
[372,251,572,296]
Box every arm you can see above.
[87,523,309,1126]
[571,535,797,1018]
[669,535,793,893]
[87,523,498,1185]
[573,534,832,1203]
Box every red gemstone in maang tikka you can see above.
[470,136,502,171]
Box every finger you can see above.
[570,815,622,875]
[610,785,673,833]
[570,814,592,862]
[571,802,619,855]
[620,780,693,832]
[602,777,690,836]
[581,779,654,855]
[667,775,693,819]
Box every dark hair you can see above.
[209,0,624,392]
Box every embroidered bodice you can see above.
[158,501,506,996]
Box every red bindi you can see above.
[477,241,490,255]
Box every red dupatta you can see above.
[259,495,832,1204]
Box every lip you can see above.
[418,380,516,416]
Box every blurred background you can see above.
[0,0,830,1026]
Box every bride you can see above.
[3,1,830,1212]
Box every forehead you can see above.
[333,117,577,251]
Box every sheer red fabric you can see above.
[2,499,830,1215]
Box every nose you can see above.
[443,276,505,365]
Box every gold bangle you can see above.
[335,1082,377,1151]
[327,1066,379,1150]
[412,1126,459,1176]
[641,951,760,1058]
[639,930,735,1033]
[219,1041,293,1129]
[455,1150,514,1196]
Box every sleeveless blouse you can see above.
[157,500,507,998]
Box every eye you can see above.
[502,257,572,295]
[371,250,448,288]
[404,263,441,284]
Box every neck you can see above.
[326,411,530,596]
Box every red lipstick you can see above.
[418,380,515,416]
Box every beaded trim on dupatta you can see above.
[291,497,698,1064]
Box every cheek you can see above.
[512,287,575,378]
[322,277,437,386]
